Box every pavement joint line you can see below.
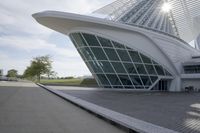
[37,83,179,133]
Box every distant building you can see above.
[33,0,200,91]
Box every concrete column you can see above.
[169,77,181,92]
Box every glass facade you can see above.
[118,0,176,36]
[70,32,172,89]
[184,65,200,74]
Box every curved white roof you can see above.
[32,11,186,45]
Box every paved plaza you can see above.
[0,81,125,133]
[48,86,200,133]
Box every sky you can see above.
[0,0,114,77]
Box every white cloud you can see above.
[0,0,114,76]
[0,0,111,36]
[0,35,79,57]
[0,36,53,51]
[0,51,30,75]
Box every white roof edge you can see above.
[33,11,196,51]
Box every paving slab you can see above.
[0,82,125,133]
[48,85,200,133]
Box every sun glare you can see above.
[162,2,171,13]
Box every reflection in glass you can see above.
[145,64,157,75]
[82,33,100,46]
[98,37,113,47]
[135,64,147,74]
[112,41,125,49]
[88,61,102,73]
[71,33,87,47]
[129,51,142,63]
[124,63,137,74]
[155,65,165,75]
[104,48,120,61]
[96,74,110,85]
[118,75,133,85]
[100,61,115,73]
[106,74,122,85]
[140,54,152,64]
[111,62,126,73]
[90,47,107,60]
[80,47,95,60]
[117,49,132,62]
[130,75,143,86]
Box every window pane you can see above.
[129,51,142,63]
[140,76,152,86]
[106,74,122,85]
[98,37,113,47]
[145,64,157,75]
[100,61,115,73]
[69,35,79,48]
[111,62,126,73]
[104,48,120,61]
[135,86,145,89]
[124,86,134,89]
[96,74,110,85]
[80,47,95,60]
[152,60,158,65]
[130,75,143,86]
[135,64,147,74]
[164,69,172,76]
[88,61,103,73]
[117,50,132,62]
[124,63,137,74]
[125,46,131,50]
[118,75,133,85]
[71,33,87,47]
[155,65,165,75]
[104,86,112,88]
[150,76,158,83]
[113,86,123,88]
[112,41,125,49]
[140,54,152,64]
[90,48,107,60]
[77,48,86,60]
[82,33,100,46]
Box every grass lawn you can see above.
[40,78,98,87]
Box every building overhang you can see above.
[33,11,188,46]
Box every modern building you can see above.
[33,0,200,91]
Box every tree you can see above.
[47,70,57,79]
[23,55,53,82]
[7,69,18,77]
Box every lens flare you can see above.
[162,2,171,12]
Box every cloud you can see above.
[0,51,30,75]
[0,35,80,57]
[0,0,114,76]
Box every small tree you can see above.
[7,69,18,77]
[47,70,57,79]
[23,55,53,82]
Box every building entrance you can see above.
[152,79,171,91]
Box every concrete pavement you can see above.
[48,85,200,133]
[0,81,125,133]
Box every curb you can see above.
[37,83,179,133]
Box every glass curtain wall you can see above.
[69,32,172,89]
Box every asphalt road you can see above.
[0,81,125,133]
